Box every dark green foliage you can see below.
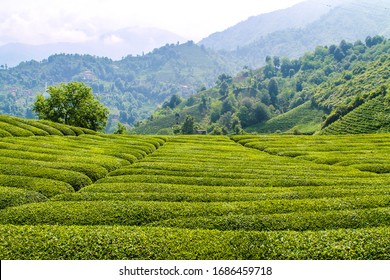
[0,42,236,130]
[33,82,109,131]
[138,37,390,135]
[181,115,195,134]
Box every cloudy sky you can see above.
[0,0,307,46]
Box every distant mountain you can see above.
[0,41,236,132]
[199,0,343,51]
[200,0,390,68]
[0,27,187,67]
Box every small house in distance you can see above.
[195,130,207,135]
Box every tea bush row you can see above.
[97,174,383,187]
[0,114,99,137]
[54,186,390,202]
[232,134,390,174]
[1,195,388,226]
[0,164,92,191]
[0,175,73,198]
[0,157,108,182]
[0,148,128,172]
[150,207,390,231]
[0,186,47,209]
[0,225,388,259]
[81,182,390,197]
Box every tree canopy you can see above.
[33,82,109,131]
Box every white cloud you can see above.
[103,35,124,45]
[0,0,307,45]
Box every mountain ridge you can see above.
[0,27,187,67]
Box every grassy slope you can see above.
[320,95,390,135]
[246,101,325,134]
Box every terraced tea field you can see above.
[0,126,389,259]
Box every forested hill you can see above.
[0,41,237,131]
[200,0,390,68]
[133,36,390,135]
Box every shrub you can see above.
[0,186,47,209]
[0,175,73,197]
[0,157,108,182]
[0,121,34,137]
[0,164,92,191]
[0,225,389,259]
[38,120,76,136]
[0,116,49,136]
[0,128,12,137]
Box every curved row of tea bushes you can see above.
[232,134,390,174]
[0,175,74,198]
[149,207,390,231]
[0,164,92,191]
[0,148,128,173]
[0,131,166,199]
[55,184,390,203]
[0,186,47,209]
[0,157,108,182]
[0,116,49,136]
[0,121,35,137]
[0,134,388,260]
[81,182,390,196]
[0,114,99,137]
[97,174,384,188]
[0,225,389,259]
[1,195,388,227]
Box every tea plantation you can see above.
[0,116,389,259]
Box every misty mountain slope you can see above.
[200,0,390,68]
[198,0,341,51]
[235,1,390,67]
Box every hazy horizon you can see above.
[0,0,308,46]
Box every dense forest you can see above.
[0,41,236,132]
[134,36,390,135]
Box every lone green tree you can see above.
[33,82,109,131]
[181,115,195,134]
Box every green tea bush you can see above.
[0,157,108,182]
[0,121,34,137]
[151,207,390,231]
[54,187,390,203]
[0,164,92,191]
[0,116,49,136]
[1,196,388,226]
[13,118,64,136]
[0,128,12,137]
[38,120,76,136]
[0,186,47,209]
[352,164,390,174]
[0,225,388,259]
[0,147,128,172]
[0,175,73,197]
